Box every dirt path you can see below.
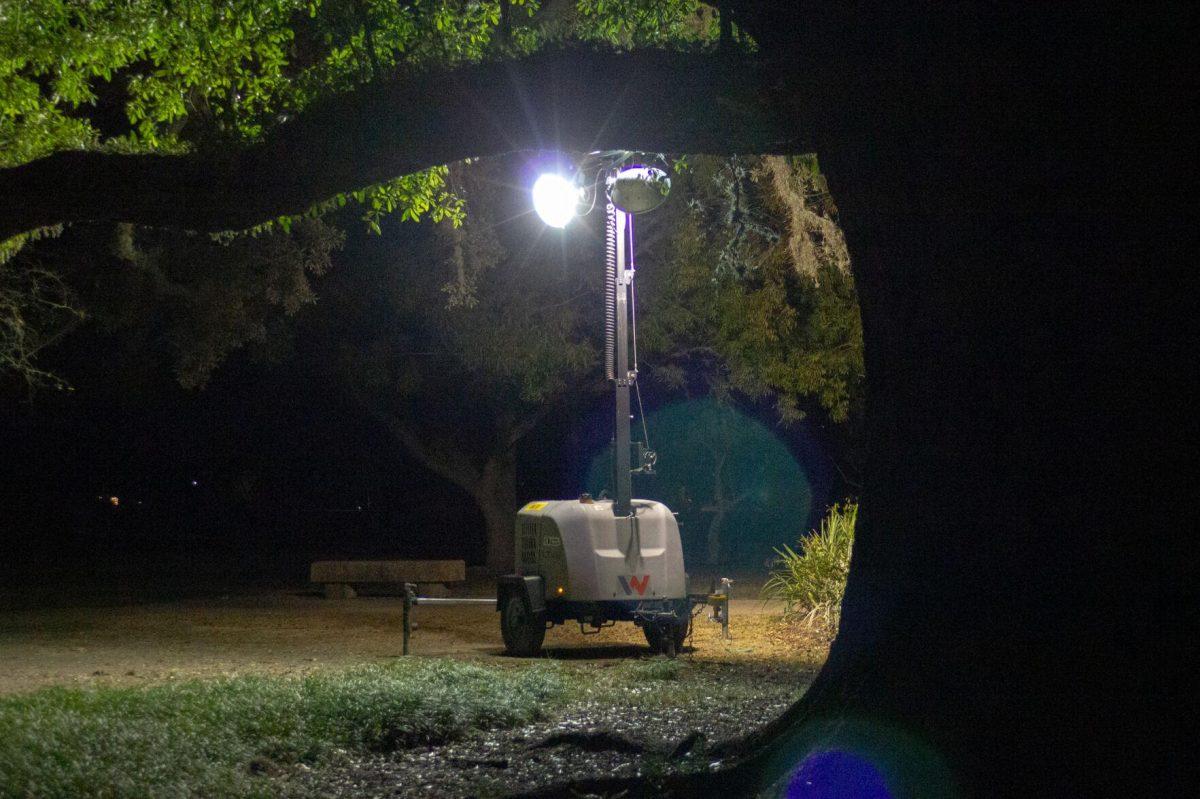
[0,585,827,694]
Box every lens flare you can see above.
[787,750,891,799]
[584,397,815,568]
[532,173,579,228]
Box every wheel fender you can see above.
[497,575,546,614]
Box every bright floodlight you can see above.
[532,173,579,228]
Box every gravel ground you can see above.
[0,581,825,694]
[281,660,811,798]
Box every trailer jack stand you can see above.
[402,583,415,656]
[707,578,732,640]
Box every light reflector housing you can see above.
[608,165,671,214]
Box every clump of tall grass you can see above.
[762,502,857,628]
[623,657,683,682]
[0,658,564,799]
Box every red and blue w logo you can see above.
[618,575,650,596]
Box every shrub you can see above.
[763,501,857,628]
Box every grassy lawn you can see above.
[0,654,817,798]
[0,587,827,797]
[0,659,565,799]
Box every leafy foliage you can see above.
[575,0,719,48]
[640,155,863,424]
[326,154,859,456]
[97,218,345,389]
[0,659,564,799]
[0,0,510,381]
[0,0,724,232]
[0,0,731,382]
[0,0,519,249]
[763,502,857,628]
[332,159,598,411]
[1,0,523,156]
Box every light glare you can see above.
[532,173,579,228]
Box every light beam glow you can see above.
[531,173,579,228]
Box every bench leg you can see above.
[324,583,356,600]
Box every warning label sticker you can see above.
[521,501,550,512]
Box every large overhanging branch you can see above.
[0,48,801,240]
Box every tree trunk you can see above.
[704,432,731,567]
[374,412,520,573]
[745,165,1168,797]
[724,11,1188,797]
[704,467,727,567]
[705,508,725,567]
[474,452,518,575]
[517,7,1190,798]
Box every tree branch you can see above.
[0,49,799,240]
[373,408,483,494]
[505,404,552,447]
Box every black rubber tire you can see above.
[501,594,545,657]
[643,618,688,657]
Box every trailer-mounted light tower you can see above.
[404,154,731,660]
[487,152,731,660]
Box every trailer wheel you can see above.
[501,595,545,657]
[643,618,688,658]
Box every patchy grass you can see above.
[565,655,812,718]
[0,658,564,799]
[619,657,683,682]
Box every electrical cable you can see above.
[577,164,605,217]
[627,214,652,452]
[635,377,651,452]
[629,213,638,374]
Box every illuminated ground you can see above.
[1,580,831,797]
[0,580,828,695]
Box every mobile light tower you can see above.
[496,154,726,657]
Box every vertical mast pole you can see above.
[613,207,633,517]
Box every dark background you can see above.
[0,154,849,601]
[0,309,840,599]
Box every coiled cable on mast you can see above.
[604,199,617,381]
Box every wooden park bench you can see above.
[309,560,466,599]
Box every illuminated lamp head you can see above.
[531,173,582,228]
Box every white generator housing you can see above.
[515,498,686,602]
